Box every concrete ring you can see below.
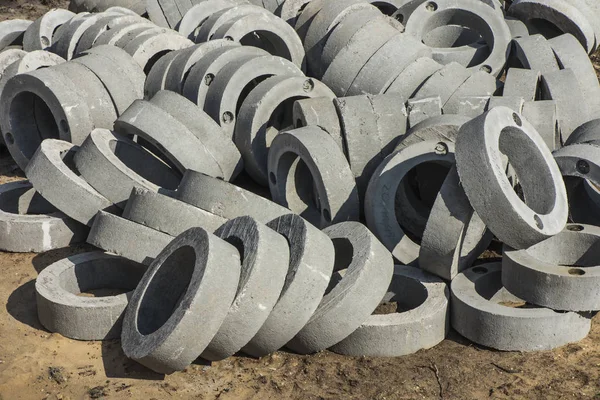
[92,21,155,47]
[194,4,270,43]
[25,140,117,226]
[178,0,240,40]
[565,119,600,147]
[451,262,591,351]
[23,9,74,51]
[122,32,193,74]
[36,251,145,340]
[74,14,145,54]
[276,0,311,26]
[411,62,472,106]
[123,187,226,236]
[121,227,241,373]
[146,0,170,27]
[502,68,540,101]
[287,221,394,354]
[268,126,360,228]
[0,181,88,252]
[52,12,120,60]
[385,56,442,99]
[176,170,291,223]
[144,50,181,99]
[456,106,568,249]
[330,265,449,357]
[292,97,344,152]
[0,19,32,51]
[512,34,559,74]
[443,70,499,115]
[522,100,560,151]
[235,75,335,185]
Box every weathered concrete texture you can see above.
[242,214,334,357]
[292,97,344,152]
[178,0,240,40]
[287,222,394,354]
[23,9,74,51]
[451,262,591,351]
[405,0,511,76]
[235,75,335,185]
[419,167,493,281]
[194,4,271,43]
[511,34,559,74]
[0,51,65,99]
[0,181,88,252]
[52,12,121,60]
[123,187,226,236]
[144,49,181,99]
[412,62,472,107]
[366,140,456,265]
[330,265,449,357]
[25,140,117,226]
[566,119,600,146]
[407,96,442,127]
[335,93,408,202]
[443,71,498,115]
[385,57,443,100]
[122,31,193,73]
[75,14,146,54]
[540,69,590,143]
[122,227,241,374]
[455,95,490,118]
[87,211,174,265]
[0,19,32,51]
[36,251,145,340]
[203,54,303,139]
[509,0,598,53]
[502,68,540,101]
[503,224,600,311]
[74,129,180,208]
[522,101,560,151]
[553,144,600,189]
[202,216,290,361]
[268,126,359,229]
[456,107,568,249]
[177,170,291,223]
[487,95,524,113]
[422,25,489,68]
[276,0,313,26]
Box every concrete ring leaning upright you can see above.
[455,106,568,249]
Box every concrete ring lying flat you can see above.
[268,126,360,228]
[87,211,174,265]
[0,180,88,252]
[242,214,334,357]
[123,187,226,236]
[121,227,241,374]
[503,223,600,311]
[456,106,568,249]
[287,221,394,354]
[74,129,180,208]
[365,140,456,265]
[36,251,146,340]
[451,262,591,351]
[25,140,116,226]
[330,265,449,357]
[202,216,290,361]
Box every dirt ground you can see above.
[2,1,600,399]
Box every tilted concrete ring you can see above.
[23,8,74,51]
[25,140,117,226]
[451,262,591,351]
[385,56,443,100]
[74,14,146,55]
[330,265,449,357]
[455,106,568,249]
[276,0,312,26]
[365,140,456,265]
[0,19,32,51]
[121,227,241,374]
[194,4,270,43]
[503,223,600,312]
[36,252,146,340]
[87,211,174,265]
[178,0,240,40]
[242,214,334,357]
[268,126,360,229]
[0,181,88,252]
[511,34,559,74]
[74,129,180,208]
[176,170,291,223]
[201,216,290,361]
[235,75,335,185]
[123,187,226,236]
[287,221,394,354]
[292,96,344,152]
[122,31,193,73]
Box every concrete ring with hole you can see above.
[292,97,344,152]
[87,211,174,265]
[144,50,181,99]
[92,21,155,47]
[74,129,180,208]
[74,14,145,54]
[177,0,240,40]
[0,19,32,51]
[182,45,267,108]
[287,221,394,354]
[36,251,146,340]
[203,54,303,139]
[121,227,241,374]
[194,4,270,43]
[201,216,290,361]
[404,0,511,77]
[235,75,335,186]
[25,139,117,226]
[23,9,74,51]
[503,223,600,312]
[268,126,360,228]
[123,187,226,236]
[0,51,65,101]
[0,181,88,252]
[451,262,591,351]
[176,170,291,223]
[52,12,120,60]
[419,166,493,280]
[329,265,449,357]
[512,34,559,74]
[114,97,225,178]
[122,32,193,73]
[456,106,568,250]
[242,213,334,357]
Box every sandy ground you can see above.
[1,1,600,399]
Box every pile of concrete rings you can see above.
[0,0,598,374]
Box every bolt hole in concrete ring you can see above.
[269,171,276,185]
[480,65,492,73]
[568,268,586,276]
[472,266,488,274]
[204,73,215,86]
[4,132,14,145]
[577,159,590,174]
[534,214,543,229]
[222,111,234,124]
[302,79,314,92]
[567,224,584,232]
[512,113,522,127]
[426,2,438,11]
